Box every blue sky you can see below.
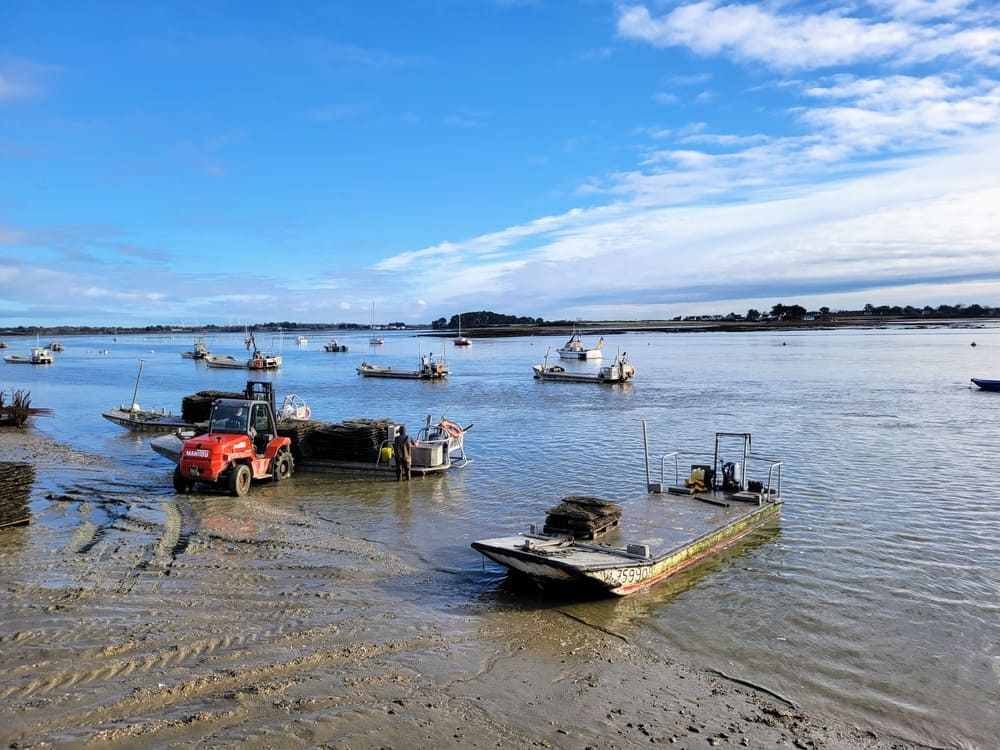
[2,1,998,327]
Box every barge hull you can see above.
[473,497,781,597]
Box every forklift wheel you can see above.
[172,466,193,494]
[273,449,294,482]
[229,464,252,497]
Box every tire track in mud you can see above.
[1,630,446,747]
[2,476,448,747]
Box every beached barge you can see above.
[472,429,782,596]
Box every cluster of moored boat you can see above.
[2,341,63,365]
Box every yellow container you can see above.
[380,446,393,463]
[690,467,705,483]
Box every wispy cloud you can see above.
[616,2,995,70]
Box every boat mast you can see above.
[130,359,145,409]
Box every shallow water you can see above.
[2,325,999,748]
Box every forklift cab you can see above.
[250,402,274,454]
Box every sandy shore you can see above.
[0,426,930,749]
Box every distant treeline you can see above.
[3,302,999,337]
[709,303,1000,322]
[432,312,543,330]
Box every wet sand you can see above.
[0,427,929,749]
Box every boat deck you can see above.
[472,487,780,595]
[499,489,775,560]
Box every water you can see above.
[3,325,999,748]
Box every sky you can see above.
[1,0,999,328]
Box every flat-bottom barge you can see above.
[472,430,781,597]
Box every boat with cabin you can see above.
[180,336,210,359]
[323,338,349,352]
[4,346,54,365]
[472,429,782,597]
[357,352,450,380]
[204,330,282,370]
[533,351,635,383]
[557,330,602,360]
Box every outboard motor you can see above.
[722,461,743,492]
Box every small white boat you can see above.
[278,393,312,421]
[368,301,384,344]
[323,338,348,352]
[357,353,449,380]
[297,335,308,345]
[48,341,64,352]
[533,351,635,384]
[4,347,54,365]
[453,315,470,346]
[202,354,244,369]
[557,331,602,360]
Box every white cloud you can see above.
[365,130,1000,319]
[616,2,996,70]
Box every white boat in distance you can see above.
[4,346,54,365]
[453,314,470,346]
[180,336,210,359]
[534,351,635,384]
[204,331,282,370]
[557,331,603,360]
[369,302,384,345]
[357,352,449,380]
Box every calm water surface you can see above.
[4,325,999,748]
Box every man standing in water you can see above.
[393,425,413,481]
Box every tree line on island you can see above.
[3,302,999,338]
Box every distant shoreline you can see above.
[3,316,995,341]
[422,316,995,339]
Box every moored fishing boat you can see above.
[180,336,210,359]
[203,331,281,370]
[557,330,602,360]
[323,338,349,352]
[533,351,634,383]
[4,347,54,365]
[472,429,782,597]
[357,353,449,380]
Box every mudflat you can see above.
[0,427,927,749]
